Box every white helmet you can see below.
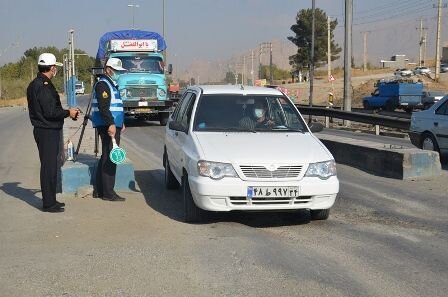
[106,58,126,71]
[38,53,63,67]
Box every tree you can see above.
[224,71,241,84]
[288,8,341,76]
[260,65,291,81]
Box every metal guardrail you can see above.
[296,105,411,131]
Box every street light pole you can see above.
[127,4,140,29]
[162,0,167,65]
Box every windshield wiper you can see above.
[271,127,306,133]
[197,127,253,132]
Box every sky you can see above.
[0,0,447,78]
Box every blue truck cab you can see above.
[95,30,173,125]
[363,80,424,112]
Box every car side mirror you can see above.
[169,121,188,133]
[309,122,324,133]
[168,64,173,75]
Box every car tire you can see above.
[182,175,204,223]
[164,159,180,190]
[363,101,371,110]
[310,209,330,220]
[159,113,169,126]
[421,133,440,152]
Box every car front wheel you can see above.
[421,133,440,152]
[310,209,330,220]
[164,159,180,190]
[182,175,205,223]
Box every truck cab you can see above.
[96,30,174,126]
[363,80,424,112]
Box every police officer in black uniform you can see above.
[27,53,79,213]
[91,58,126,201]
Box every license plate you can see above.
[247,186,299,198]
[138,101,148,106]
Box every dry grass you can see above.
[0,97,27,108]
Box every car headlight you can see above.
[158,88,166,97]
[305,160,337,179]
[197,160,238,180]
[120,89,127,98]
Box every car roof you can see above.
[187,85,284,96]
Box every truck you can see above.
[362,80,424,112]
[95,30,174,125]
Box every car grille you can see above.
[239,165,303,179]
[229,196,312,206]
[127,87,157,98]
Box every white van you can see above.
[75,81,85,95]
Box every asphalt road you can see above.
[1,106,447,297]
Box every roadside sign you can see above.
[329,74,335,82]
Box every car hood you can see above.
[193,132,332,164]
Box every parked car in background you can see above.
[164,85,339,222]
[413,66,431,75]
[394,68,413,77]
[409,95,448,154]
[75,81,85,95]
[440,64,448,73]
[421,90,446,109]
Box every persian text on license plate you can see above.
[247,186,299,198]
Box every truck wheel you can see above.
[164,159,180,190]
[385,100,395,111]
[421,133,440,152]
[159,113,169,126]
[182,175,204,223]
[363,101,371,110]
[310,209,330,220]
[404,107,413,113]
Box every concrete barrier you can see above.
[318,134,442,180]
[61,155,136,193]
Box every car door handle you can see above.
[434,122,438,127]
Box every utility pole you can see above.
[269,42,273,85]
[69,29,75,77]
[423,30,428,66]
[363,32,368,72]
[327,16,332,79]
[344,0,353,117]
[417,18,427,66]
[259,42,272,84]
[309,0,315,110]
[243,55,246,85]
[434,0,445,80]
[251,50,255,86]
[259,44,263,80]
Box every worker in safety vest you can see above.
[91,58,126,201]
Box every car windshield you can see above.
[120,55,164,74]
[193,94,307,132]
[75,85,82,89]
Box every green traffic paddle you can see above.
[109,137,126,164]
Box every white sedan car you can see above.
[409,95,448,154]
[394,68,413,77]
[164,85,339,222]
[413,66,431,75]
